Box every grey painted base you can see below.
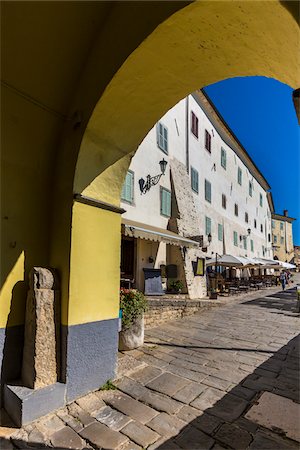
[0,325,24,408]
[1,318,118,425]
[4,382,66,427]
[63,318,119,402]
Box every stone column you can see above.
[21,267,60,389]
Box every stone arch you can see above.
[56,1,299,400]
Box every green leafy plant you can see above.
[120,289,148,330]
[100,380,117,390]
[168,279,184,292]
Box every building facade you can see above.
[272,211,296,263]
[120,91,273,298]
[293,246,300,271]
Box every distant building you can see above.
[293,245,300,271]
[120,91,273,298]
[272,211,296,263]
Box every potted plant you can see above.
[168,279,184,293]
[119,289,148,351]
[209,288,218,299]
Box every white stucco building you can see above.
[120,90,273,298]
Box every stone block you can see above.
[93,405,131,431]
[215,423,252,448]
[190,388,224,411]
[130,366,162,384]
[67,403,96,428]
[22,289,60,389]
[121,420,160,447]
[192,412,223,435]
[36,414,65,436]
[3,382,66,427]
[208,393,249,422]
[29,267,59,290]
[173,382,207,404]
[249,431,299,449]
[147,412,186,437]
[174,425,215,450]
[51,426,86,449]
[80,422,128,449]
[245,392,300,442]
[115,377,149,400]
[76,392,105,414]
[105,392,158,424]
[176,405,199,423]
[146,372,190,397]
[202,375,232,391]
[139,388,183,415]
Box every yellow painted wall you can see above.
[272,219,295,262]
[66,202,121,326]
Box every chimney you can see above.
[283,209,288,217]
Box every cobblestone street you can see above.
[1,281,299,449]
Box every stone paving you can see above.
[0,280,299,449]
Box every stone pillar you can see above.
[21,267,60,389]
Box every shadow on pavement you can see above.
[155,334,300,449]
[242,286,299,315]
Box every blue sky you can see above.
[204,77,300,246]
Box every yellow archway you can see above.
[1,0,299,404]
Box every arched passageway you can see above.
[1,0,299,411]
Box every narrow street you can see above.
[3,281,300,449]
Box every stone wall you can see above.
[170,159,207,299]
[144,298,222,328]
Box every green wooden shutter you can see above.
[218,224,223,241]
[161,188,171,216]
[233,231,238,246]
[205,216,211,235]
[191,167,199,193]
[205,180,211,202]
[121,171,133,203]
[221,148,226,169]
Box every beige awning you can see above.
[121,218,199,248]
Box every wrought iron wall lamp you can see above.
[139,159,168,194]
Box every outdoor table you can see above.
[239,285,249,292]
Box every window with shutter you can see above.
[160,187,171,217]
[233,231,238,246]
[205,179,211,203]
[205,216,211,235]
[157,122,168,154]
[238,167,242,185]
[191,112,198,138]
[205,130,211,153]
[222,194,226,209]
[191,167,199,193]
[121,171,134,204]
[218,224,223,241]
[221,147,226,169]
[249,181,253,197]
[251,239,254,252]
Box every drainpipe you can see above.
[186,96,189,174]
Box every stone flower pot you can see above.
[119,315,144,351]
